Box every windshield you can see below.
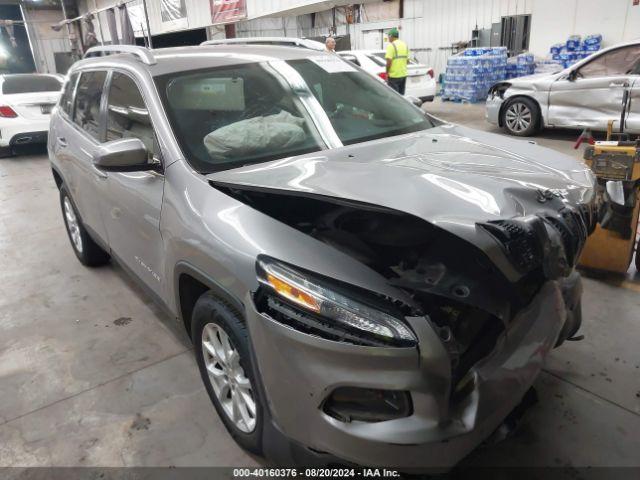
[155,57,436,173]
[2,75,62,94]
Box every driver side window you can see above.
[578,46,640,78]
[106,72,159,159]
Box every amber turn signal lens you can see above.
[266,273,321,313]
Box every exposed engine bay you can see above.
[213,182,594,385]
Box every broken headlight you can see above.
[256,258,417,346]
[489,82,511,100]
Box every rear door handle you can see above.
[57,136,67,147]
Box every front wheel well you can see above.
[51,168,63,189]
[178,273,210,336]
[177,270,245,336]
[499,95,543,129]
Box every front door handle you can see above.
[610,81,629,88]
[57,136,67,147]
[92,166,108,180]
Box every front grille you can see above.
[577,202,598,235]
[543,204,593,268]
[480,202,596,277]
[479,218,544,273]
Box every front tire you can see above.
[0,146,13,158]
[192,293,263,455]
[502,97,540,136]
[60,186,110,267]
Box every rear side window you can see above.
[73,71,107,141]
[579,46,640,78]
[1,74,62,94]
[340,54,361,66]
[368,54,386,67]
[59,73,78,116]
[106,72,157,157]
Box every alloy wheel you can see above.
[202,322,256,433]
[505,102,532,133]
[63,196,83,254]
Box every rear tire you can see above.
[0,146,13,158]
[60,186,110,267]
[192,292,264,455]
[502,97,540,136]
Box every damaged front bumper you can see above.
[246,278,578,470]
[485,94,504,126]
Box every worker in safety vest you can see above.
[385,27,409,95]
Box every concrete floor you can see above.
[1,102,639,469]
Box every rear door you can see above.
[548,45,640,130]
[100,70,165,296]
[625,60,640,134]
[61,70,110,245]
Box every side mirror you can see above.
[406,95,423,108]
[567,69,578,81]
[605,180,626,207]
[93,138,152,171]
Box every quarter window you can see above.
[73,71,107,141]
[106,72,157,157]
[579,46,640,78]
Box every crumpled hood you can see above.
[207,123,595,230]
[508,71,562,84]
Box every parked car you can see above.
[486,40,640,136]
[0,73,63,157]
[339,49,436,102]
[50,44,595,470]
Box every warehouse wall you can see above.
[21,7,72,74]
[75,0,639,76]
[306,0,638,75]
[529,0,640,55]
[79,0,363,36]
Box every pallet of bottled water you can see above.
[443,47,508,103]
[550,34,602,68]
[506,52,535,79]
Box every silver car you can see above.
[487,40,640,136]
[49,44,596,470]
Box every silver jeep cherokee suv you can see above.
[49,44,596,470]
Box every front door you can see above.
[548,44,640,131]
[101,71,165,296]
[65,70,110,245]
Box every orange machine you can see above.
[579,126,640,274]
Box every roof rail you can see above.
[200,37,325,51]
[84,45,156,65]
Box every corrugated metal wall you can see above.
[73,0,639,76]
[374,0,535,74]
[22,7,72,74]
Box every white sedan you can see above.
[486,40,640,136]
[338,49,436,102]
[0,73,63,157]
